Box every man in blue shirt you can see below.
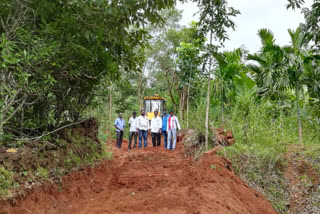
[162,109,170,148]
[114,113,125,149]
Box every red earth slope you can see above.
[1,139,276,214]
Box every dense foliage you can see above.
[1,0,320,146]
[0,0,179,142]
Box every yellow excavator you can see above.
[143,94,166,121]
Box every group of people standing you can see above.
[114,109,181,151]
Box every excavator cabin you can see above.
[143,94,166,121]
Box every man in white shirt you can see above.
[150,109,162,147]
[136,109,149,148]
[167,110,181,150]
[128,111,138,150]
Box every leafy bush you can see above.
[0,167,15,199]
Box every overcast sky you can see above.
[177,0,313,53]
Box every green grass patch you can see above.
[0,167,15,199]
[219,141,288,213]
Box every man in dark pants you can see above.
[162,109,170,148]
[150,109,162,147]
[114,113,125,149]
[128,111,138,150]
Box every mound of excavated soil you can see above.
[1,138,276,214]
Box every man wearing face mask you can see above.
[162,109,170,148]
[136,109,149,148]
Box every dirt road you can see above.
[1,138,276,214]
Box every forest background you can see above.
[1,0,320,212]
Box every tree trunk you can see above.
[280,109,284,137]
[243,115,248,144]
[205,74,211,150]
[179,89,186,120]
[187,84,191,128]
[180,94,183,120]
[205,31,213,150]
[138,63,148,111]
[108,91,112,134]
[165,70,177,112]
[221,101,225,127]
[20,107,24,138]
[138,73,141,111]
[141,85,146,111]
[182,90,186,120]
[296,84,303,142]
[186,97,190,128]
[187,63,193,128]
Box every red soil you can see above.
[1,138,276,214]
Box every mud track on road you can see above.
[1,139,276,214]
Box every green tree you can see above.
[197,0,240,149]
[147,8,183,112]
[285,27,311,141]
[0,0,179,142]
[213,49,246,125]
[248,27,318,142]
[247,29,288,101]
[176,22,205,124]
